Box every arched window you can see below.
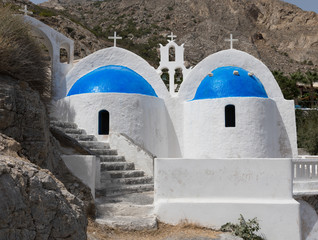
[161,68,169,90]
[225,105,235,127]
[169,46,175,62]
[60,47,69,63]
[98,110,109,135]
[174,68,183,92]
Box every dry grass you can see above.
[0,6,49,96]
[87,219,222,240]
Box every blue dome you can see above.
[192,66,268,100]
[67,65,158,97]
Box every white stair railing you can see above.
[293,157,318,181]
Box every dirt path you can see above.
[87,220,236,240]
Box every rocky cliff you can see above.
[0,135,86,239]
[0,74,94,239]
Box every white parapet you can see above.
[293,157,318,196]
[62,155,99,199]
[109,132,155,177]
[154,158,301,240]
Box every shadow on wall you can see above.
[275,104,293,158]
[165,107,182,157]
[51,99,76,123]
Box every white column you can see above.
[169,69,175,95]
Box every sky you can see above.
[282,0,318,13]
[29,0,318,13]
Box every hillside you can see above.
[4,0,318,73]
[42,0,318,73]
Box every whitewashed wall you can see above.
[24,15,74,100]
[52,93,169,157]
[178,49,298,158]
[183,97,293,158]
[62,155,97,198]
[154,158,301,240]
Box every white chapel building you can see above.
[48,32,302,239]
[22,8,304,237]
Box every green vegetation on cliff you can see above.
[0,6,49,95]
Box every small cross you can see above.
[19,5,33,16]
[167,32,177,41]
[108,32,122,47]
[225,34,238,49]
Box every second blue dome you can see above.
[193,66,268,100]
[67,65,158,97]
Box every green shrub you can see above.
[0,6,49,95]
[221,215,264,240]
[32,5,57,17]
[296,109,318,154]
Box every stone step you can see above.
[96,184,154,197]
[50,120,77,129]
[99,155,125,162]
[63,128,86,134]
[107,170,145,179]
[96,203,154,218]
[96,215,157,231]
[95,192,156,230]
[78,141,110,149]
[90,148,117,155]
[67,134,96,141]
[101,162,135,171]
[103,176,153,185]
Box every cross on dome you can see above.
[19,5,33,16]
[168,32,177,41]
[225,34,238,49]
[108,32,122,47]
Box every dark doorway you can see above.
[98,110,109,135]
[225,105,235,127]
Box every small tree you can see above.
[296,109,318,155]
[272,70,299,100]
[302,71,318,108]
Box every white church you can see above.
[21,9,318,240]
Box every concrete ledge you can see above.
[62,155,98,198]
[294,180,318,196]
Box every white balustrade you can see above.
[293,157,318,180]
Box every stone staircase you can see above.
[50,120,154,196]
[50,120,157,229]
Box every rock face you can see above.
[0,141,86,240]
[0,76,95,233]
[0,75,53,169]
[37,0,318,73]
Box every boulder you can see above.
[0,154,87,240]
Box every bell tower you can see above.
[157,32,191,95]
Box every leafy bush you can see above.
[296,109,318,154]
[0,6,49,96]
[32,5,57,17]
[221,215,264,240]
